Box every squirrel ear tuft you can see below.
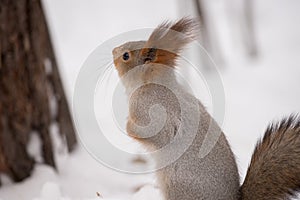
[140,17,199,66]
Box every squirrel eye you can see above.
[122,52,130,61]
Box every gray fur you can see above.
[124,64,240,200]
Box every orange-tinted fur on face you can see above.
[112,17,199,80]
[140,48,177,67]
[113,48,142,77]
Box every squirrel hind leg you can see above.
[240,114,300,200]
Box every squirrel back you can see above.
[112,17,300,200]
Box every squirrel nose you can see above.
[112,47,120,57]
[112,48,117,55]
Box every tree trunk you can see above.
[194,0,224,68]
[242,0,258,57]
[0,0,77,183]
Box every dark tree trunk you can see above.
[194,0,224,68]
[242,0,258,57]
[0,0,77,183]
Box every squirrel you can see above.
[112,17,300,200]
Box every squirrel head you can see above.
[112,17,199,83]
[112,41,146,77]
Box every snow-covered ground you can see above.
[1,0,300,199]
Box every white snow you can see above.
[27,132,43,163]
[1,0,300,199]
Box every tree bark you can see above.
[0,0,77,183]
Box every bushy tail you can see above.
[240,115,300,200]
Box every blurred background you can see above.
[0,0,299,199]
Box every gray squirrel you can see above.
[112,17,300,200]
